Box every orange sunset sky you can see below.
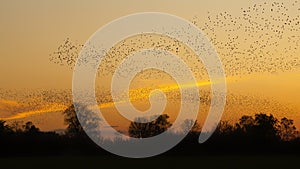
[0,0,299,132]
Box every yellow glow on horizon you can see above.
[0,99,20,107]
[5,75,272,121]
[1,72,299,129]
[99,80,213,109]
[0,104,67,121]
[1,80,214,120]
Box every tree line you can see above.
[0,104,300,156]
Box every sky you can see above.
[0,0,299,131]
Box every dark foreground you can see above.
[2,113,300,168]
[1,154,300,169]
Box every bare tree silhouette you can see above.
[235,113,280,143]
[236,115,255,132]
[216,121,234,135]
[63,104,84,136]
[181,119,200,133]
[63,104,102,141]
[254,113,279,142]
[128,114,171,138]
[279,117,298,141]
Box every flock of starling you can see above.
[1,1,299,125]
[50,1,300,77]
[191,1,300,76]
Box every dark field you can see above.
[1,155,300,169]
[2,113,300,169]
